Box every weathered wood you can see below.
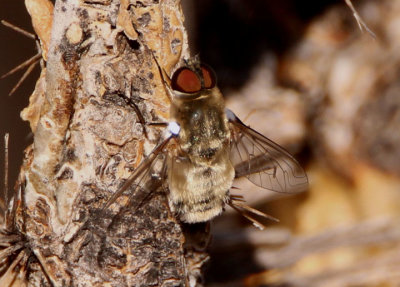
[1,0,208,286]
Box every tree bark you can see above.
[1,0,208,286]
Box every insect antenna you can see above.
[228,195,279,230]
[1,20,42,96]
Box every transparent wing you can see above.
[228,111,308,193]
[102,136,172,211]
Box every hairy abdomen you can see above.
[167,149,234,223]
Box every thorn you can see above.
[8,61,38,96]
[1,20,36,39]
[0,53,41,80]
[0,21,42,96]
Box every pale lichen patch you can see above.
[66,22,83,45]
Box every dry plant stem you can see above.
[254,217,400,268]
[6,0,208,286]
[2,134,9,213]
[268,247,400,287]
[212,218,400,286]
[344,0,376,38]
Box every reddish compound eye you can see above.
[171,68,201,93]
[201,65,216,89]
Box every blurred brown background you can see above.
[0,1,39,201]
[183,1,400,286]
[2,0,400,286]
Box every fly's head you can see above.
[156,56,227,140]
[161,57,220,103]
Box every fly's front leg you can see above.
[116,94,168,140]
[127,100,149,139]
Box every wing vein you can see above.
[229,111,308,194]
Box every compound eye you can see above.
[171,68,201,93]
[201,65,216,89]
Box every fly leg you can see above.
[125,99,149,139]
[111,93,153,139]
[228,194,279,230]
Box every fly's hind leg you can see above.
[228,194,279,230]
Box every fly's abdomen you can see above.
[167,149,234,223]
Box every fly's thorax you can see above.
[170,87,230,163]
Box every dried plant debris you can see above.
[344,0,376,38]
[0,212,53,287]
[1,0,53,96]
[0,232,32,287]
[0,145,51,286]
[280,0,399,178]
[0,21,41,97]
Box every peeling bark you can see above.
[2,0,208,286]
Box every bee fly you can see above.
[103,56,308,229]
